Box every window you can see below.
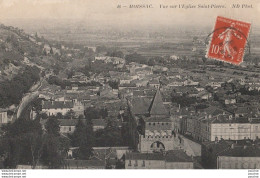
[69,127,71,131]
[166,123,168,125]
[153,123,155,126]
[149,123,151,125]
[128,160,132,166]
[134,160,138,167]
[162,123,164,126]
[142,161,145,167]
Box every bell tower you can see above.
[138,89,178,153]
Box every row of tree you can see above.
[0,117,69,169]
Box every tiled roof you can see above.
[125,152,165,160]
[131,97,152,115]
[148,90,169,116]
[145,117,171,122]
[126,150,193,162]
[42,101,73,109]
[165,150,193,162]
[149,79,160,85]
[218,146,260,157]
[64,159,105,168]
[58,119,106,127]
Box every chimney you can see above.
[231,144,235,149]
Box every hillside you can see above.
[0,24,67,108]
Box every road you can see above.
[16,75,46,119]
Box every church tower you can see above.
[138,89,178,153]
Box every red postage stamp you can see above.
[207,16,251,65]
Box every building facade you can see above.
[129,89,179,153]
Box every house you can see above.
[119,76,132,84]
[167,79,184,87]
[197,90,212,100]
[92,119,106,131]
[0,109,9,125]
[42,101,73,116]
[59,119,79,134]
[73,100,85,116]
[71,84,78,91]
[183,79,199,86]
[201,116,260,142]
[64,159,105,169]
[59,119,105,134]
[149,79,160,88]
[207,78,224,88]
[118,83,136,91]
[217,144,260,169]
[224,95,236,105]
[125,150,194,169]
[41,119,106,134]
[132,79,148,87]
[201,140,233,169]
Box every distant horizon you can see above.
[0,0,259,33]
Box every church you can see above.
[128,89,179,153]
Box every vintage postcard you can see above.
[0,0,260,176]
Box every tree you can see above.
[41,136,63,169]
[85,107,100,120]
[45,118,60,136]
[108,80,119,89]
[64,110,76,120]
[95,118,123,147]
[26,132,45,169]
[125,52,147,64]
[41,118,69,168]
[100,108,108,119]
[43,49,47,56]
[56,112,63,120]
[71,119,86,147]
[50,47,54,55]
[106,50,124,58]
[80,117,94,159]
[0,119,44,168]
[72,117,94,159]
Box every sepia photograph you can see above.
[0,0,260,176]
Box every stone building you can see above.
[125,150,193,169]
[128,89,179,153]
[217,144,260,169]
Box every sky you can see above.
[0,0,259,30]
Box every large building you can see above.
[40,119,106,134]
[201,116,260,142]
[42,101,74,116]
[183,111,260,142]
[125,150,194,169]
[128,89,179,153]
[217,145,260,169]
[41,100,84,116]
